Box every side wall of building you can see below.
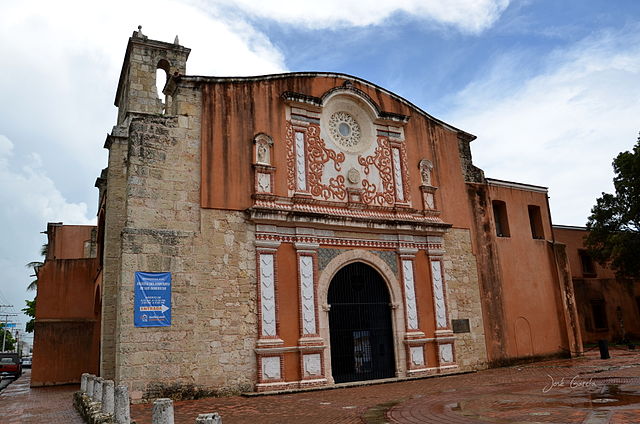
[554,227,640,344]
[32,224,100,386]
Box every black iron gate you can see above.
[328,262,395,383]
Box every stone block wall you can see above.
[443,228,488,371]
[103,83,258,400]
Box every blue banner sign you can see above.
[4,323,16,328]
[134,272,171,327]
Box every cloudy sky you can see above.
[1,0,639,332]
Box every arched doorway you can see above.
[328,262,395,383]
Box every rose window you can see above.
[329,112,361,149]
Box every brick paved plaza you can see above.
[1,348,639,423]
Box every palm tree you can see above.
[25,244,47,291]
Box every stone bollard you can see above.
[87,374,96,397]
[195,413,222,423]
[102,380,115,415]
[114,385,131,424]
[80,373,89,392]
[93,377,104,403]
[152,398,174,424]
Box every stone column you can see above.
[114,385,131,424]
[152,398,174,424]
[195,413,222,423]
[87,374,96,397]
[102,380,115,414]
[80,373,89,392]
[93,377,104,403]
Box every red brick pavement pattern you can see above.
[130,349,640,424]
[0,370,83,424]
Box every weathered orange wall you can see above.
[32,224,100,386]
[553,227,615,279]
[483,185,569,361]
[48,225,94,260]
[200,76,475,231]
[554,227,640,343]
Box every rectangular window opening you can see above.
[492,200,510,237]
[579,249,596,277]
[528,205,545,239]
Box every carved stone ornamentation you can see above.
[306,124,346,200]
[392,147,404,201]
[419,159,434,186]
[328,111,361,150]
[254,134,274,165]
[303,353,322,377]
[299,255,316,335]
[431,260,448,329]
[257,173,271,193]
[262,356,281,380]
[260,254,276,337]
[295,131,307,191]
[410,346,425,366]
[358,137,395,206]
[402,259,419,330]
[439,343,454,364]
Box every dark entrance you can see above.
[328,262,395,383]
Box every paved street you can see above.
[130,347,640,424]
[0,370,83,424]
[1,348,639,423]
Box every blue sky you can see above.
[1,0,640,335]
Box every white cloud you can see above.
[446,26,640,226]
[0,134,94,332]
[0,134,93,226]
[205,0,510,33]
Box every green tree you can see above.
[0,324,16,351]
[22,299,36,333]
[586,133,640,279]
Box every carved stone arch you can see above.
[318,249,407,383]
[320,84,382,120]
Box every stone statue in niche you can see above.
[419,159,434,186]
[254,134,274,165]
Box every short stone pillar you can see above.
[114,385,131,424]
[80,373,89,392]
[152,398,174,424]
[102,380,115,414]
[196,413,222,423]
[93,377,104,403]
[87,374,96,397]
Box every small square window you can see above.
[492,200,510,237]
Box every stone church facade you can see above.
[98,29,581,401]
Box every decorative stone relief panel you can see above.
[295,131,307,191]
[392,147,404,202]
[257,172,271,193]
[299,255,317,335]
[431,260,448,329]
[303,353,322,377]
[317,248,398,276]
[262,356,281,380]
[439,343,454,364]
[410,346,425,366]
[260,253,276,337]
[402,259,419,330]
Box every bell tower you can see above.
[114,26,191,123]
